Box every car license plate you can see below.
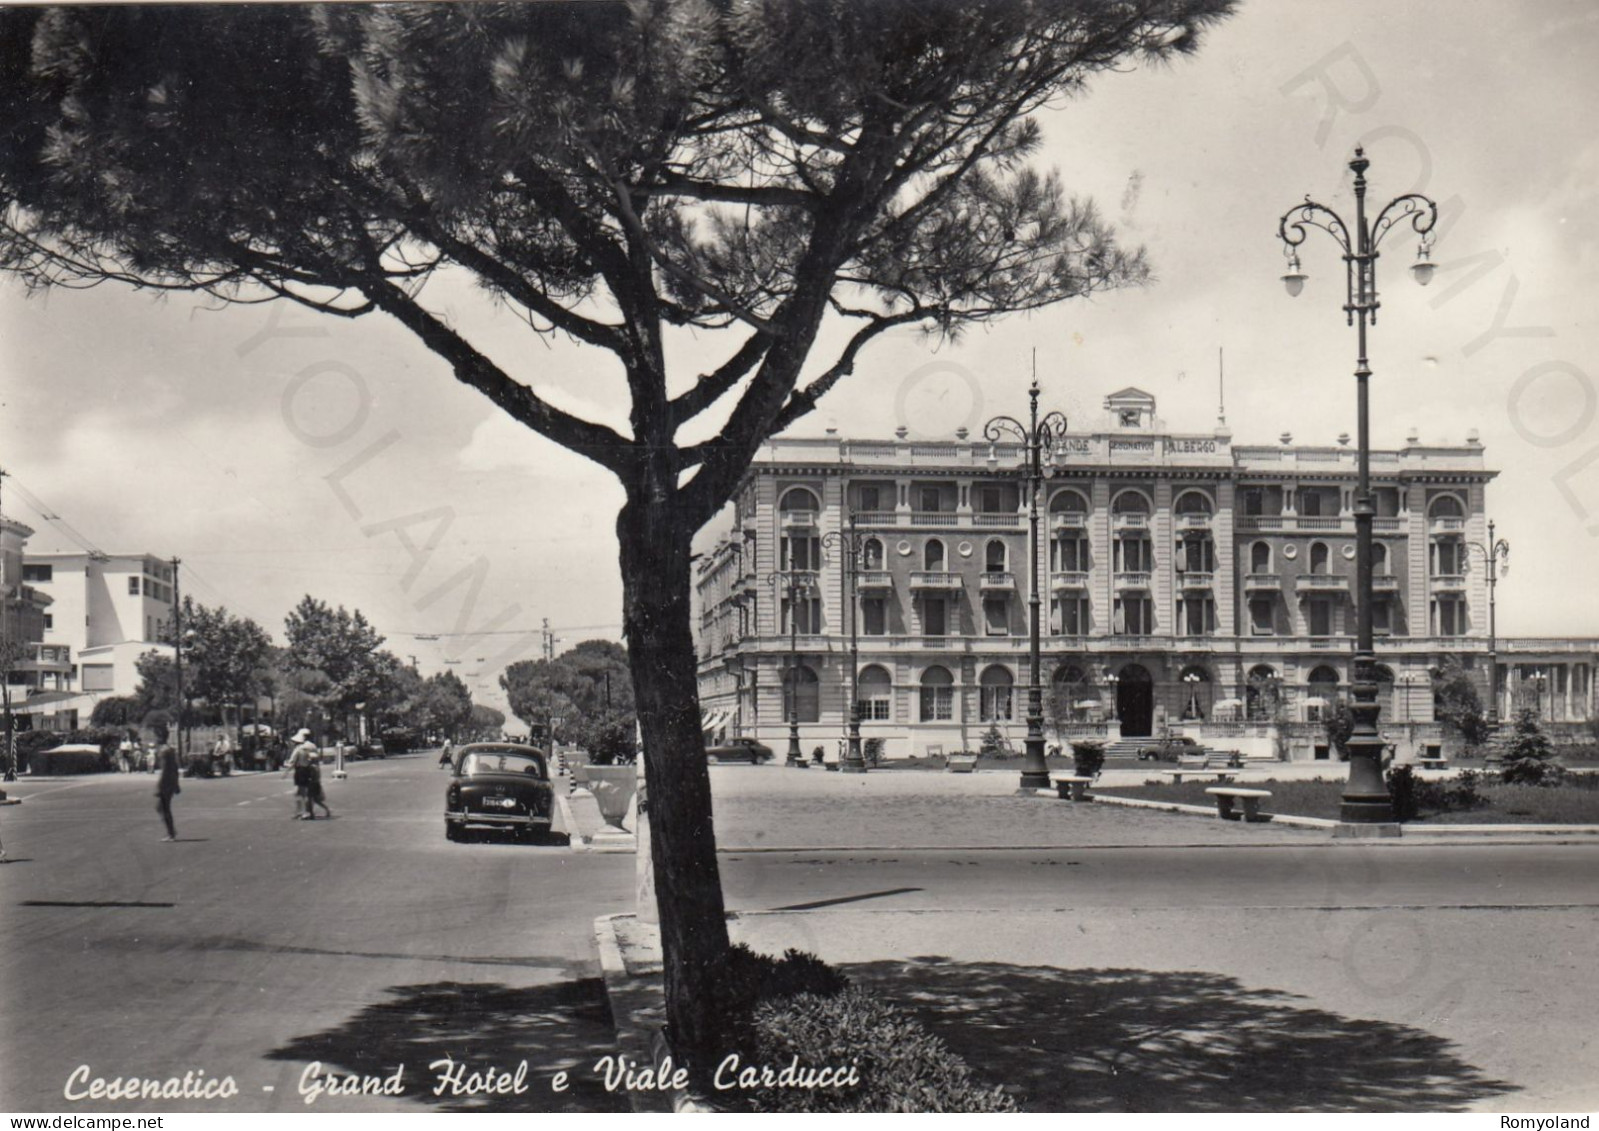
[493,798,518,810]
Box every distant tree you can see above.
[500,658,579,749]
[1431,657,1489,747]
[467,703,507,741]
[1324,699,1355,761]
[0,0,1237,1067]
[133,650,180,717]
[502,640,638,761]
[284,596,388,737]
[409,670,474,741]
[169,597,272,745]
[90,695,142,729]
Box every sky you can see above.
[3,0,1597,718]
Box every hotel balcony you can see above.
[1295,516,1344,532]
[781,510,819,531]
[851,510,900,527]
[1114,570,1153,590]
[1178,570,1215,590]
[1430,516,1467,535]
[973,511,1022,528]
[1050,512,1088,532]
[854,569,893,592]
[1243,572,1282,591]
[1373,575,1401,593]
[1294,574,1351,595]
[978,571,1016,594]
[1112,513,1150,531]
[1234,515,1286,532]
[1430,573,1468,592]
[1050,571,1090,593]
[908,511,960,528]
[1373,517,1403,533]
[1175,513,1212,531]
[909,570,963,590]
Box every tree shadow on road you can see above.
[849,958,1518,1112]
[267,979,628,1112]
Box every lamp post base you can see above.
[841,732,866,774]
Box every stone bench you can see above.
[1155,768,1237,785]
[1050,774,1096,802]
[1205,786,1272,822]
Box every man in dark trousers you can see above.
[156,745,181,842]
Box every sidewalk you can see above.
[596,902,1598,1112]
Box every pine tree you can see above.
[1499,708,1563,786]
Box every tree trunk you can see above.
[617,491,731,1078]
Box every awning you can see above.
[701,708,730,733]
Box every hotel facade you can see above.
[694,388,1597,762]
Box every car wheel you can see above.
[707,754,720,765]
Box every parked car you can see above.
[705,737,775,764]
[444,743,554,842]
[1137,735,1204,762]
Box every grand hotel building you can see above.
[694,388,1597,761]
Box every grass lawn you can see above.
[1094,775,1599,825]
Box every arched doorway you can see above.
[1116,663,1155,737]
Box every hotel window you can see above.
[1309,541,1331,573]
[1051,596,1090,635]
[782,664,821,723]
[1176,536,1215,573]
[985,540,1007,572]
[1178,596,1216,636]
[781,594,822,634]
[1250,541,1272,573]
[129,576,141,595]
[861,597,886,636]
[857,485,883,511]
[781,534,820,571]
[983,598,1009,636]
[924,539,946,572]
[1372,601,1392,636]
[22,564,51,582]
[1113,537,1152,573]
[858,665,893,721]
[979,486,1004,514]
[1433,597,1468,636]
[1051,535,1089,572]
[862,538,885,570]
[1373,543,1391,576]
[43,614,53,630]
[919,487,943,513]
[1431,539,1465,575]
[919,666,955,722]
[1249,598,1275,636]
[1308,598,1334,637]
[979,666,1014,722]
[1113,596,1153,635]
[921,597,948,637]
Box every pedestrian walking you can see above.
[307,757,332,819]
[438,738,454,769]
[284,728,317,819]
[155,745,181,842]
[119,732,136,773]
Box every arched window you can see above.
[979,665,1014,722]
[857,664,892,721]
[1111,490,1152,515]
[1373,542,1390,577]
[1428,494,1465,518]
[1174,491,1214,516]
[1246,663,1281,721]
[924,538,946,572]
[1250,541,1272,573]
[919,665,955,722]
[1048,490,1089,514]
[862,537,885,571]
[779,486,821,514]
[1306,664,1341,720]
[1310,541,1330,574]
[782,663,821,723]
[985,539,1007,572]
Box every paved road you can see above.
[0,754,637,1114]
[6,757,1595,1113]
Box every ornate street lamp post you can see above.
[1277,147,1440,829]
[985,379,1069,791]
[820,514,867,774]
[767,570,810,767]
[1463,520,1511,727]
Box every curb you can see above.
[554,788,588,853]
[1086,792,1338,829]
[593,914,681,1114]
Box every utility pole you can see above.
[171,556,185,760]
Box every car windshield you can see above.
[461,752,546,779]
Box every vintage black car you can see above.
[445,743,554,842]
[705,737,775,764]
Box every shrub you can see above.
[747,986,1016,1112]
[709,945,850,1069]
[1388,764,1492,823]
[1070,739,1105,778]
[1500,709,1566,787]
[863,737,884,765]
[978,725,1007,757]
